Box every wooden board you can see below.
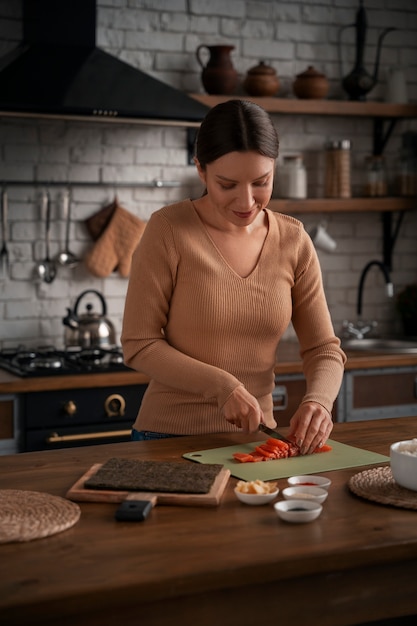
[66,463,230,507]
[183,439,389,481]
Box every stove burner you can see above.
[0,345,131,377]
[28,356,65,370]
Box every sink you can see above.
[342,338,417,354]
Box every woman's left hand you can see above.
[287,401,333,455]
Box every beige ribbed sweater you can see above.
[121,199,346,435]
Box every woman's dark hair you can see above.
[195,99,279,168]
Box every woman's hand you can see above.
[222,385,264,434]
[287,401,333,455]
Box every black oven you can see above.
[20,384,146,452]
[0,346,147,452]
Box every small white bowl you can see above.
[390,439,417,492]
[287,475,331,490]
[274,500,323,523]
[234,487,279,506]
[282,485,328,504]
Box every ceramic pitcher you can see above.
[196,45,238,95]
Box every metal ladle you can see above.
[36,190,56,283]
[57,188,79,268]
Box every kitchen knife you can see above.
[258,423,294,446]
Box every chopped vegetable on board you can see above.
[233,437,332,463]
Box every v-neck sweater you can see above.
[121,199,346,435]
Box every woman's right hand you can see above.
[222,385,264,434]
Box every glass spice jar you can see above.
[324,140,351,198]
[364,155,388,197]
[395,151,417,196]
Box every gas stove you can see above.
[0,345,132,377]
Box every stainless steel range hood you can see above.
[0,0,208,125]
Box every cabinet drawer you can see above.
[0,395,19,455]
[273,375,338,426]
[353,371,417,408]
[344,366,417,422]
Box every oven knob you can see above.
[63,400,77,416]
[104,394,126,417]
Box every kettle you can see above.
[63,290,117,349]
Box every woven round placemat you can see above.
[0,490,81,544]
[349,466,417,510]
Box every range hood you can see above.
[0,0,209,125]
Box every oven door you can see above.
[25,422,134,451]
[20,384,147,452]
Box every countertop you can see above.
[0,417,416,626]
[1,342,417,394]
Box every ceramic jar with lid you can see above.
[243,61,280,97]
[293,66,329,99]
[277,155,307,199]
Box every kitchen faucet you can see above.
[343,260,394,340]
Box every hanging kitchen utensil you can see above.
[62,289,117,349]
[35,190,56,283]
[0,187,10,279]
[57,188,79,268]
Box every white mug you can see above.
[309,222,337,253]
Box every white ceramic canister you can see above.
[277,154,307,199]
[385,67,408,104]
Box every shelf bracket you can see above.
[373,117,396,155]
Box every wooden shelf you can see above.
[269,197,417,214]
[190,94,417,118]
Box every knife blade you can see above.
[258,423,294,446]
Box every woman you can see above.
[121,99,346,454]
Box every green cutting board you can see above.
[183,439,389,481]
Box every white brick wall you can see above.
[0,0,416,349]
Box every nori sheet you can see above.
[84,458,223,494]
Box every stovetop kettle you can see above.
[63,289,117,349]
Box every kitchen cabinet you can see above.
[190,94,417,215]
[273,373,340,425]
[2,348,417,454]
[342,365,417,422]
[0,395,18,454]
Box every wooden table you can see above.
[0,418,416,626]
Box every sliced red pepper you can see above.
[254,446,276,458]
[233,453,255,463]
[266,438,290,451]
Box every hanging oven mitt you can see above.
[84,203,146,278]
[85,200,117,241]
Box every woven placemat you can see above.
[349,466,417,510]
[0,490,81,544]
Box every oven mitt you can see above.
[84,204,146,278]
[85,200,117,241]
